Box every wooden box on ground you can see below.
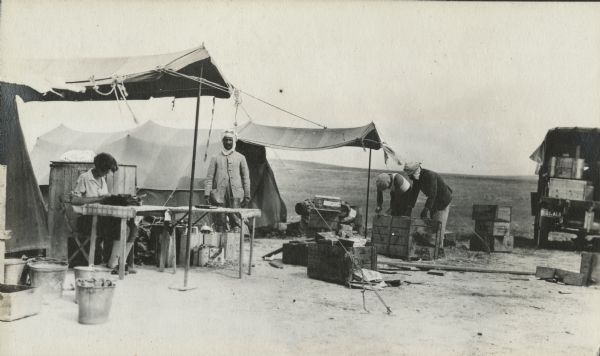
[472,205,512,222]
[307,243,377,285]
[470,205,513,252]
[282,242,312,266]
[371,215,442,260]
[47,162,137,261]
[0,284,42,321]
[307,209,339,230]
[547,178,594,201]
[470,233,514,253]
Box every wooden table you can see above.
[167,206,262,279]
[79,204,261,280]
[77,204,168,280]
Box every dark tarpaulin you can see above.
[0,83,49,252]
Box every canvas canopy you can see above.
[1,45,231,252]
[1,46,231,101]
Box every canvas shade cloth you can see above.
[237,121,383,150]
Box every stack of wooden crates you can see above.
[470,205,513,252]
[305,195,341,238]
[371,215,442,260]
[548,156,595,201]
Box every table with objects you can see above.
[78,204,261,279]
[167,206,261,278]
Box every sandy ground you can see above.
[1,239,600,356]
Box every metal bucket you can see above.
[4,258,27,285]
[73,266,112,303]
[27,259,68,299]
[76,278,116,325]
[198,246,210,266]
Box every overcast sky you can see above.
[2,1,599,175]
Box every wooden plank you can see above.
[555,269,587,286]
[535,266,556,279]
[384,261,535,275]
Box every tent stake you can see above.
[172,66,203,291]
[364,149,372,235]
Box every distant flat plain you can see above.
[272,160,538,239]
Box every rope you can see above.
[233,88,241,128]
[240,103,255,122]
[162,69,231,94]
[239,89,327,129]
[203,97,216,162]
[115,82,139,124]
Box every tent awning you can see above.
[1,46,231,100]
[237,122,383,150]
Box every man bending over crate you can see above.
[403,162,453,238]
[375,171,414,217]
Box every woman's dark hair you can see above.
[94,153,118,173]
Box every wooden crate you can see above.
[47,161,137,260]
[548,178,594,201]
[371,215,442,260]
[470,229,514,253]
[307,208,339,229]
[307,243,377,285]
[313,195,342,210]
[282,242,311,266]
[474,221,511,237]
[472,205,512,222]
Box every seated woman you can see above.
[70,152,137,273]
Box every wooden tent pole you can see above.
[183,67,203,289]
[365,149,372,234]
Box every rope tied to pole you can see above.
[203,97,216,162]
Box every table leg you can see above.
[158,226,167,272]
[88,216,98,266]
[0,238,5,284]
[119,219,127,280]
[239,213,243,279]
[248,217,255,275]
[169,228,177,274]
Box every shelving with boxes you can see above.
[536,145,600,246]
